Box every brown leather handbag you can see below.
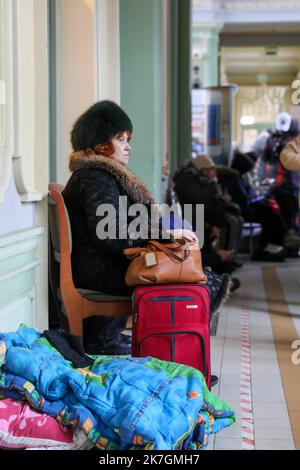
[123,239,207,286]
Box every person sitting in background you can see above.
[263,114,300,239]
[201,208,241,292]
[173,155,243,268]
[226,151,287,261]
[251,129,273,183]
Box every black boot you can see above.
[211,375,219,387]
[97,338,131,356]
[204,270,231,315]
[230,277,241,292]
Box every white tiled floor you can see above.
[209,257,297,450]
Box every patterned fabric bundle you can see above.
[0,324,235,450]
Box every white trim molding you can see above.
[94,0,120,103]
[0,0,13,204]
[12,0,48,202]
[0,226,44,332]
[0,226,43,261]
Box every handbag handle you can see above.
[148,240,190,262]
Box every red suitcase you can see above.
[131,284,211,389]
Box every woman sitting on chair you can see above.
[62,101,230,355]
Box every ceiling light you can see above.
[240,115,255,126]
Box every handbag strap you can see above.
[148,240,190,262]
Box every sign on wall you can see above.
[192,86,235,166]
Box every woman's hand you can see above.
[167,228,198,242]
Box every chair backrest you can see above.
[48,183,132,336]
[48,183,72,262]
[48,184,79,300]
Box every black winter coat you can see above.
[62,151,167,296]
[173,160,225,231]
[173,160,223,207]
[217,167,249,210]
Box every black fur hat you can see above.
[71,100,133,151]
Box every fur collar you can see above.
[69,150,156,205]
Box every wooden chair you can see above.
[48,183,132,337]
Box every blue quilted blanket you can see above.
[0,325,235,450]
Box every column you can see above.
[193,22,223,88]
[169,0,192,174]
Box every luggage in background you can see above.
[131,284,211,389]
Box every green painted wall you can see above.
[120,0,163,203]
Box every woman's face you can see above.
[110,132,132,166]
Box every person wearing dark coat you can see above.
[63,101,179,355]
[173,155,243,257]
[229,151,287,261]
[62,101,229,356]
[263,116,300,233]
[203,208,235,275]
[217,166,249,211]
